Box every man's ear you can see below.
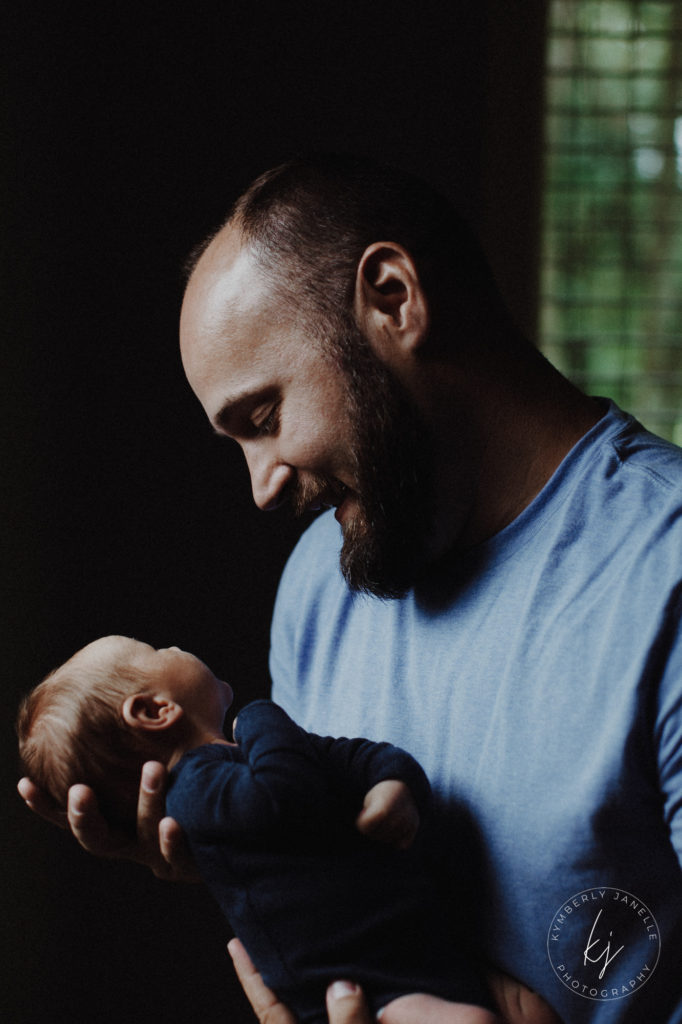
[354,242,429,365]
[121,694,184,734]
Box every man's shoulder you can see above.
[560,404,682,543]
[608,409,682,489]
[591,410,682,548]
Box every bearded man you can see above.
[21,155,682,1024]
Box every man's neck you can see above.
[427,342,605,553]
[469,382,603,546]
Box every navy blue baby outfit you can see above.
[166,700,486,1023]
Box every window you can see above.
[540,0,682,441]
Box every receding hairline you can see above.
[181,153,510,370]
[183,208,256,287]
[181,221,268,326]
[180,224,307,399]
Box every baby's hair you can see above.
[17,643,166,834]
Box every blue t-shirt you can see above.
[270,402,682,1023]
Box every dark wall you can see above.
[2,4,546,1022]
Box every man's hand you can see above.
[355,779,419,849]
[229,940,560,1024]
[228,939,374,1024]
[17,775,69,829]
[488,971,561,1024]
[17,762,197,882]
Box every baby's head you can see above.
[17,636,233,833]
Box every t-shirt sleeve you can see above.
[654,585,682,868]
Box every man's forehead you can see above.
[183,226,258,334]
[180,224,295,414]
[182,232,258,366]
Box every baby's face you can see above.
[80,636,234,735]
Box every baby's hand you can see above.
[354,779,419,849]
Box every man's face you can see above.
[180,226,435,598]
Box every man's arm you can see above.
[654,596,682,867]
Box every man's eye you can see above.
[252,405,280,436]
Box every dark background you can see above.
[2,3,547,1021]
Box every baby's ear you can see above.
[121,694,184,733]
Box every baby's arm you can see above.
[166,701,334,838]
[304,731,431,847]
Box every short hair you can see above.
[188,153,502,338]
[17,650,161,834]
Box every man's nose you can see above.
[244,445,293,511]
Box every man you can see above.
[21,155,682,1022]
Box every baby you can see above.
[17,636,497,1024]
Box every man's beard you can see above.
[292,315,437,600]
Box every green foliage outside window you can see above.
[541,0,682,441]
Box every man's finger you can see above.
[18,777,68,829]
[159,816,200,882]
[136,761,168,872]
[67,784,123,857]
[326,981,374,1024]
[228,938,296,1023]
